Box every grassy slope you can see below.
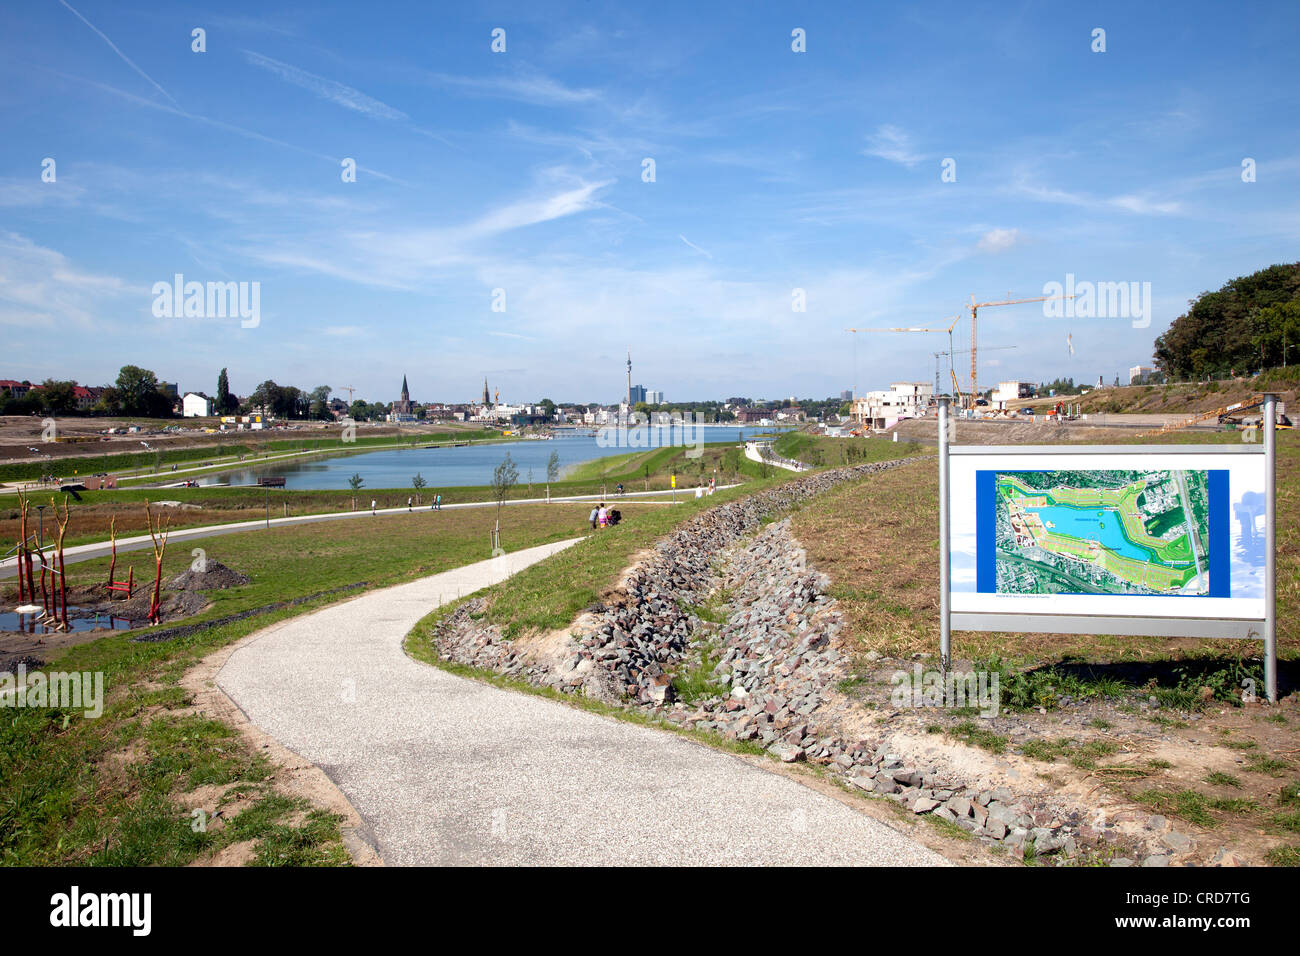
[0,501,593,865]
[790,429,1297,662]
[774,432,932,467]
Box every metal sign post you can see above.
[1264,393,1277,703]
[938,396,951,671]
[938,393,1278,703]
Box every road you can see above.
[215,541,948,866]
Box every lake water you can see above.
[194,426,781,490]
[1030,503,1154,562]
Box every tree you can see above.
[1154,262,1300,378]
[491,452,519,528]
[309,385,332,421]
[115,365,163,416]
[539,398,556,419]
[37,379,78,415]
[546,451,560,502]
[412,472,427,505]
[216,368,233,414]
[348,472,364,510]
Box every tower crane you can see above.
[933,345,1017,398]
[965,294,1072,404]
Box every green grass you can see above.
[0,499,599,865]
[1133,788,1256,829]
[947,720,1008,754]
[446,477,788,638]
[1205,771,1242,788]
[773,431,931,469]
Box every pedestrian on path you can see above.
[371,499,376,515]
[407,496,413,511]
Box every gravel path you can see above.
[216,539,948,866]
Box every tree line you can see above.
[1153,263,1300,379]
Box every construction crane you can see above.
[340,385,357,406]
[847,321,961,403]
[966,294,1072,405]
[933,345,1017,398]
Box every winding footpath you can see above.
[215,540,947,866]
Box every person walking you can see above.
[370,499,377,515]
[435,494,442,511]
[407,496,413,511]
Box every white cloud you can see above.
[0,233,134,328]
[978,228,1020,253]
[863,125,925,167]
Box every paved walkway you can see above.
[745,440,808,472]
[216,540,947,866]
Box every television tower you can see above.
[626,349,632,407]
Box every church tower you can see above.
[482,377,490,406]
[396,374,411,416]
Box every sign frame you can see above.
[937,394,1278,702]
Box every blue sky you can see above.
[2,1,1298,406]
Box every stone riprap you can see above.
[425,457,1172,864]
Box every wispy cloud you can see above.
[424,68,600,106]
[863,125,925,167]
[244,51,408,121]
[0,232,133,328]
[56,0,177,103]
[679,234,712,258]
[40,66,410,185]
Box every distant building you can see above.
[840,390,854,401]
[629,384,647,404]
[182,392,213,417]
[390,374,417,422]
[646,389,663,405]
[0,379,32,398]
[159,382,179,400]
[993,381,1034,404]
[851,382,933,429]
[1129,365,1156,384]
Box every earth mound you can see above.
[168,560,250,591]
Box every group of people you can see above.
[589,503,621,528]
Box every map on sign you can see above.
[993,469,1210,596]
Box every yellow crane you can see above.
[965,294,1072,404]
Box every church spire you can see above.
[401,374,409,402]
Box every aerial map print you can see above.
[994,470,1211,596]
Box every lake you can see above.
[194,426,782,490]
